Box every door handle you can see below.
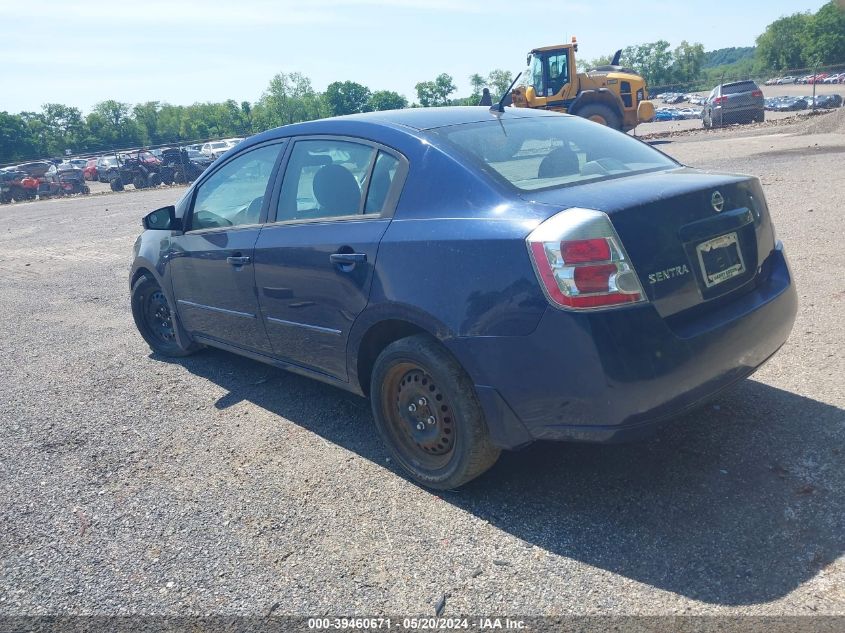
[330,253,367,265]
[226,255,251,266]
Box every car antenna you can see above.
[491,72,522,113]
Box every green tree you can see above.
[755,12,812,70]
[486,69,513,100]
[368,90,408,111]
[621,40,675,87]
[324,81,373,116]
[86,100,141,148]
[671,41,706,84]
[802,1,845,66]
[254,72,325,128]
[415,73,456,107]
[40,103,84,155]
[468,73,486,102]
[0,112,39,162]
[581,55,612,71]
[133,101,161,145]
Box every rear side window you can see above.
[432,115,676,192]
[364,152,399,214]
[276,140,376,221]
[722,82,758,95]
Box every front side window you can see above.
[432,115,677,192]
[276,139,376,222]
[189,143,282,231]
[529,55,544,94]
[546,53,569,96]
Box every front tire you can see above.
[131,275,199,357]
[370,335,500,489]
[575,103,622,131]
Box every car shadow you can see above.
[159,348,844,606]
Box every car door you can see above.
[253,137,408,380]
[169,141,286,352]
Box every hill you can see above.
[703,47,756,69]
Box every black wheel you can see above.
[159,167,174,185]
[148,173,162,187]
[370,335,500,489]
[575,103,622,130]
[82,185,90,194]
[132,174,147,189]
[173,170,186,184]
[110,178,124,192]
[131,275,199,357]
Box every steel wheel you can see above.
[131,275,199,357]
[370,335,501,489]
[381,362,456,470]
[144,289,176,344]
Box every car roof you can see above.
[331,106,562,130]
[247,107,565,147]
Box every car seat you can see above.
[537,146,580,179]
[312,164,361,216]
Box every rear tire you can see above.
[132,174,147,189]
[370,334,500,489]
[131,275,199,357]
[110,178,124,192]
[575,103,622,131]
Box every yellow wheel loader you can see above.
[509,39,656,131]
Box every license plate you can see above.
[696,232,745,288]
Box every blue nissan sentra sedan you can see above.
[130,106,797,489]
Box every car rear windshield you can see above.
[431,115,676,191]
[722,81,758,94]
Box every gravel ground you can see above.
[0,119,843,618]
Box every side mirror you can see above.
[142,205,181,232]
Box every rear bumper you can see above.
[713,105,764,118]
[447,243,797,448]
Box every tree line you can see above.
[1,1,842,163]
[582,1,844,90]
[0,67,516,164]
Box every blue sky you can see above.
[0,0,827,114]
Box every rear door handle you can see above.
[330,253,367,265]
[226,255,251,266]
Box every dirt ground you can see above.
[0,111,843,620]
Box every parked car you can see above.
[776,76,797,85]
[702,80,765,128]
[768,96,809,112]
[96,156,120,182]
[200,141,232,159]
[129,107,797,488]
[83,158,98,181]
[812,93,843,108]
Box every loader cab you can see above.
[523,44,576,102]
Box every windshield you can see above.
[432,115,677,191]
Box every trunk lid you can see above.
[524,168,776,320]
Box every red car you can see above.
[83,159,98,181]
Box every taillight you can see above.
[526,208,646,310]
[713,96,728,105]
[751,90,763,98]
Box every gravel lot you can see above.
[1,114,843,619]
